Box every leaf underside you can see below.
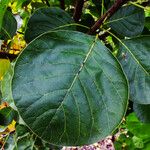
[12,30,128,146]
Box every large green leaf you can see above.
[109,5,145,37]
[24,7,75,43]
[133,103,150,123]
[0,10,17,40]
[12,30,128,146]
[118,36,150,104]
[0,0,11,30]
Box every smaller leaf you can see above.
[109,5,145,37]
[1,64,13,104]
[132,136,144,149]
[0,0,11,29]
[0,10,17,40]
[133,103,150,123]
[0,59,10,80]
[126,113,150,141]
[25,7,75,43]
[118,36,150,104]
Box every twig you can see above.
[0,51,18,61]
[88,0,130,34]
[73,0,84,22]
[60,0,65,10]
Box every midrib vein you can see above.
[46,36,98,134]
[62,35,98,102]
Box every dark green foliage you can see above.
[118,36,150,104]
[109,5,145,37]
[25,7,75,43]
[0,10,17,40]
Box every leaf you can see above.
[132,136,144,149]
[24,7,75,43]
[0,59,10,80]
[15,124,30,138]
[0,0,11,30]
[0,107,17,126]
[0,10,17,40]
[126,113,150,141]
[12,30,128,146]
[118,36,150,104]
[133,103,150,123]
[1,64,14,105]
[109,5,145,37]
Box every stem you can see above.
[60,0,65,10]
[73,0,84,22]
[101,0,104,16]
[88,0,129,34]
[0,51,18,61]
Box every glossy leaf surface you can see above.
[109,5,144,37]
[118,36,150,104]
[12,30,128,146]
[25,7,75,43]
